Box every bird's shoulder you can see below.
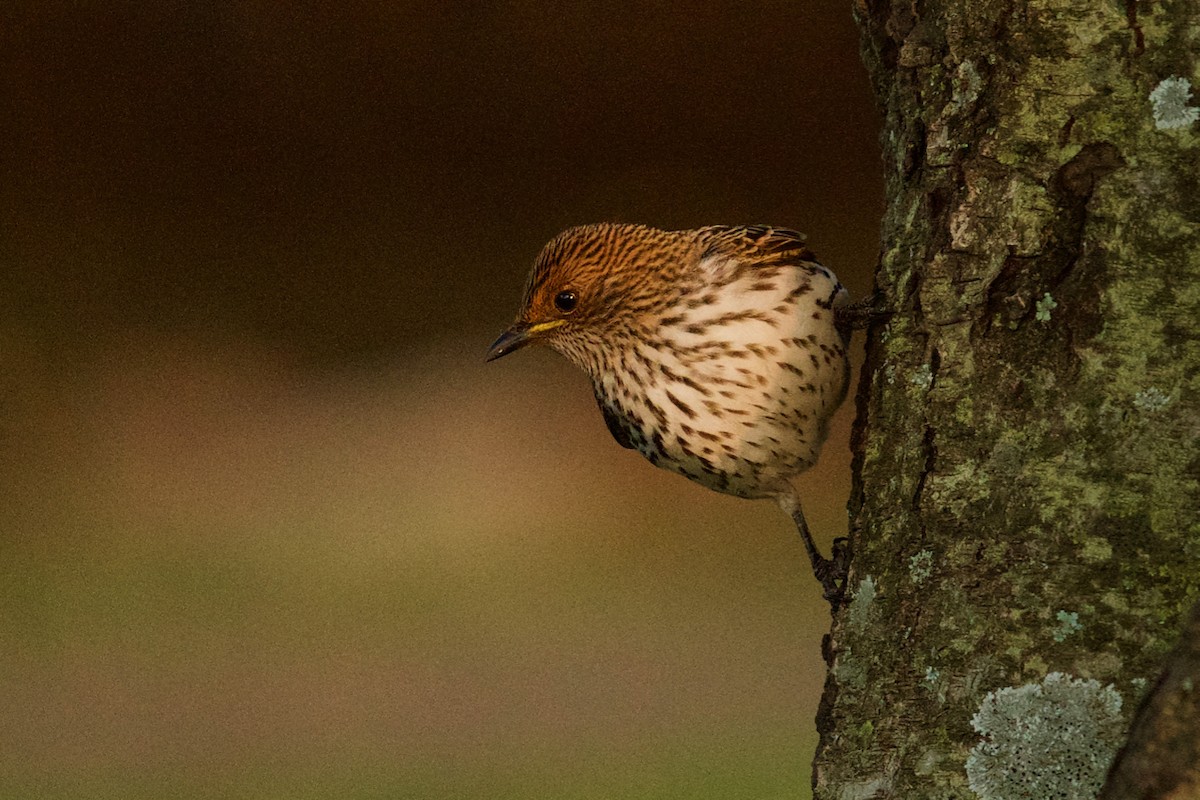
[695,225,820,270]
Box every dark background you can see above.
[2,2,882,797]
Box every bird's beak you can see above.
[485,319,565,362]
[486,324,532,362]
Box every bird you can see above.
[487,222,854,603]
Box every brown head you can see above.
[486,223,692,370]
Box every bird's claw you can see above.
[835,293,891,337]
[815,537,852,609]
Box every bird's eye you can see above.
[554,291,578,313]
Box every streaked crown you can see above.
[486,223,696,367]
[523,223,693,325]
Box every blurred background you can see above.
[1,2,881,797]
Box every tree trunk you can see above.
[816,0,1200,797]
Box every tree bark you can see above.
[817,0,1200,797]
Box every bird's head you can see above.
[486,223,689,370]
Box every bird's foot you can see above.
[813,537,851,609]
[777,492,854,611]
[835,293,891,336]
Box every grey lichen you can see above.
[847,575,877,630]
[966,673,1124,800]
[1149,76,1200,130]
[1052,610,1082,642]
[923,665,944,702]
[1132,386,1171,413]
[1035,292,1058,322]
[909,549,934,584]
[952,60,983,109]
[910,363,934,389]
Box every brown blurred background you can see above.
[1,2,881,797]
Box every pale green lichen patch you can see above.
[910,362,934,390]
[909,550,934,584]
[1052,610,1082,642]
[835,646,869,690]
[923,665,946,702]
[1132,386,1171,413]
[1035,292,1058,322]
[1149,76,1200,130]
[952,60,983,110]
[966,673,1124,800]
[847,576,877,631]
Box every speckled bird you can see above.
[487,223,853,601]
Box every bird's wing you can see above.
[697,225,820,269]
[699,224,846,316]
[593,390,637,450]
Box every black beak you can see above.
[486,323,533,362]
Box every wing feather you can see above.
[697,225,819,268]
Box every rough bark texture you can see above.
[817,0,1200,797]
[1099,600,1200,800]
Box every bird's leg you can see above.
[835,292,891,338]
[776,490,850,608]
